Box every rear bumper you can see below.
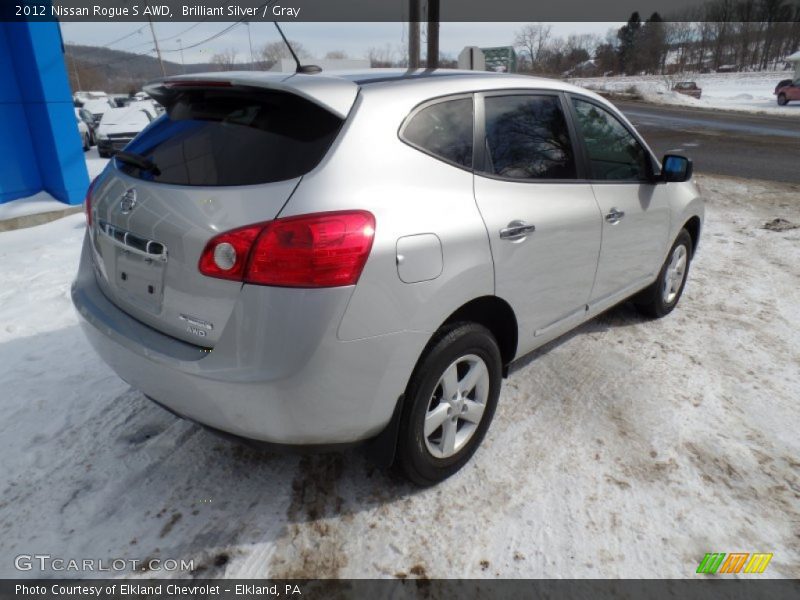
[72,232,428,445]
[97,138,133,155]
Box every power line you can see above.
[120,0,233,52]
[160,1,273,53]
[157,18,210,43]
[102,26,146,48]
[159,21,244,52]
[118,13,214,52]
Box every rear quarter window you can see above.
[121,89,343,186]
[400,97,474,169]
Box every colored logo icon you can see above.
[697,552,773,574]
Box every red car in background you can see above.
[775,79,800,105]
[673,81,702,99]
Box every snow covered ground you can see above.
[570,71,800,116]
[0,192,69,221]
[85,146,109,180]
[0,174,799,579]
[0,149,108,224]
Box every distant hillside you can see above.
[65,44,258,94]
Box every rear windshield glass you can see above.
[120,88,343,186]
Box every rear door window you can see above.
[401,97,474,168]
[482,95,577,180]
[121,89,343,186]
[571,98,650,181]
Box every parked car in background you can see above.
[73,70,703,485]
[74,91,109,106]
[774,79,800,105]
[83,97,116,126]
[110,94,131,108]
[673,81,702,99]
[127,98,162,116]
[75,112,91,152]
[96,105,157,158]
[75,107,97,146]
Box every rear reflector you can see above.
[84,177,98,227]
[198,211,375,288]
[198,224,263,281]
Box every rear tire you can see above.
[777,93,788,106]
[82,133,90,152]
[634,229,693,319]
[98,149,110,158]
[396,323,502,486]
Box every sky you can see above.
[60,21,621,64]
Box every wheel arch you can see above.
[683,215,702,257]
[366,295,518,467]
[439,295,519,374]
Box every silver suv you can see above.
[72,70,703,485]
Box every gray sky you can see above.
[60,21,620,64]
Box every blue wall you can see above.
[0,22,89,205]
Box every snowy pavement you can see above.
[570,71,800,116]
[0,149,108,225]
[85,146,109,180]
[0,175,799,579]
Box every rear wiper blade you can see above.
[115,151,160,175]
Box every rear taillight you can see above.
[84,177,98,227]
[198,211,375,288]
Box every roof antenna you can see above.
[273,22,321,74]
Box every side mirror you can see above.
[662,154,693,183]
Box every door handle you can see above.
[605,208,625,224]
[499,220,536,240]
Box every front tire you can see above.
[635,229,693,318]
[82,133,90,152]
[777,93,788,106]
[396,323,502,486]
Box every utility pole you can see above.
[177,39,185,74]
[245,22,255,70]
[426,0,439,69]
[408,0,420,69]
[144,0,166,76]
[69,50,82,91]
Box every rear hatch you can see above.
[87,77,355,346]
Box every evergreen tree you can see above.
[640,12,667,74]
[617,12,642,75]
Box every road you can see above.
[613,100,800,184]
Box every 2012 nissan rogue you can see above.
[72,69,704,485]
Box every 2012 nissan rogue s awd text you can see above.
[72,69,704,485]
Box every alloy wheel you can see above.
[423,354,490,459]
[663,244,688,304]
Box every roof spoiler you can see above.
[143,72,358,119]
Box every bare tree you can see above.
[325,50,348,59]
[65,54,107,92]
[566,33,600,58]
[664,21,694,72]
[257,40,309,70]
[211,48,237,71]
[367,44,397,68]
[514,23,552,72]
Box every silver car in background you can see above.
[72,70,703,485]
